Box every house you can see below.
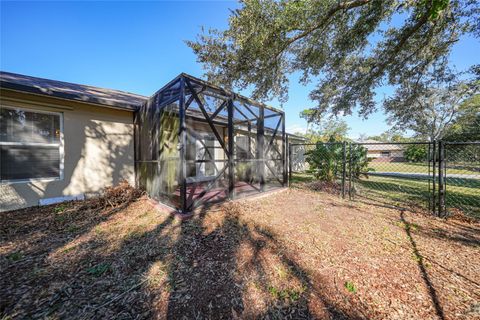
[360,139,405,162]
[0,71,287,213]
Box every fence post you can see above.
[282,114,287,187]
[438,140,446,217]
[342,141,346,199]
[227,97,235,200]
[288,139,292,187]
[348,143,353,200]
[178,76,187,213]
[431,140,436,215]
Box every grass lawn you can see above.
[355,175,480,218]
[291,172,480,218]
[368,162,479,175]
[1,186,480,319]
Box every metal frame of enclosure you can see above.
[134,73,286,213]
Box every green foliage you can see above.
[298,115,350,143]
[236,162,255,182]
[349,144,370,179]
[87,263,111,277]
[306,141,343,183]
[424,0,450,19]
[443,94,480,141]
[188,0,478,119]
[7,252,23,262]
[268,286,302,301]
[385,72,479,140]
[344,281,357,293]
[53,203,68,214]
[305,140,369,182]
[404,145,428,162]
[366,130,410,143]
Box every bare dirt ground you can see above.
[1,184,479,319]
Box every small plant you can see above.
[344,281,357,293]
[7,251,23,262]
[53,203,68,214]
[275,266,290,279]
[61,246,77,254]
[87,263,110,277]
[126,229,147,241]
[268,286,303,301]
[94,226,105,235]
[67,225,79,233]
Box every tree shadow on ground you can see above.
[398,210,446,320]
[1,196,366,319]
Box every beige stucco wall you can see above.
[1,90,135,212]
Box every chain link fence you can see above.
[443,142,480,217]
[289,141,480,218]
[289,142,347,196]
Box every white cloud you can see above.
[286,123,307,134]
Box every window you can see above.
[380,151,391,158]
[0,106,63,182]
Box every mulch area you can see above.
[1,183,479,319]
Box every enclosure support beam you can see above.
[257,106,265,192]
[234,112,279,126]
[185,79,230,158]
[248,122,252,158]
[227,97,235,200]
[342,142,346,199]
[210,100,228,120]
[265,115,282,156]
[178,76,188,213]
[282,114,287,187]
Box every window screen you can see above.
[0,107,62,181]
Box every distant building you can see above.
[360,139,405,162]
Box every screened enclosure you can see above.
[134,74,286,213]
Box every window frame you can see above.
[380,151,391,158]
[0,105,64,184]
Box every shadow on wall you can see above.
[1,118,134,212]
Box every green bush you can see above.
[349,144,370,178]
[236,162,255,182]
[305,142,343,182]
[305,140,370,182]
[404,144,427,162]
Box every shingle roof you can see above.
[0,71,148,111]
[358,140,404,151]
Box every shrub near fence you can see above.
[289,141,480,219]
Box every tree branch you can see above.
[275,0,371,59]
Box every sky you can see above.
[1,1,479,139]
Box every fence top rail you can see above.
[289,141,431,146]
[443,141,480,145]
[289,141,478,146]
[289,142,346,146]
[353,142,431,145]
